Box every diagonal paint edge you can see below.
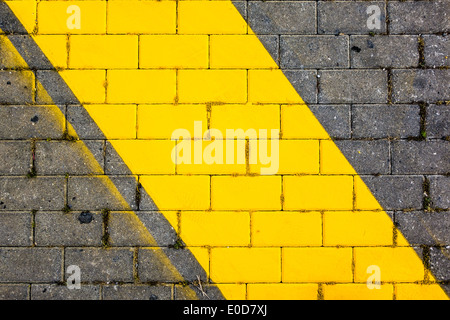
[0,1,224,300]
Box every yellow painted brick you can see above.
[60,70,106,103]
[250,140,319,175]
[210,35,277,68]
[140,175,210,210]
[181,211,250,246]
[0,35,28,68]
[283,176,354,210]
[248,284,318,300]
[138,105,207,139]
[211,176,282,210]
[110,140,175,174]
[37,1,106,34]
[107,70,176,103]
[178,1,247,34]
[178,70,247,103]
[354,176,383,210]
[323,211,393,246]
[5,1,36,33]
[140,35,208,68]
[281,104,330,139]
[282,248,353,282]
[211,248,281,283]
[323,284,394,300]
[396,284,449,300]
[320,140,356,174]
[84,104,136,139]
[33,35,67,69]
[69,35,138,69]
[216,284,246,300]
[354,247,425,282]
[252,211,322,246]
[248,70,304,104]
[107,1,176,34]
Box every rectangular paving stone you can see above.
[102,285,172,300]
[308,105,351,139]
[66,105,105,140]
[389,1,450,34]
[280,35,349,69]
[0,141,31,175]
[0,248,62,282]
[427,104,450,139]
[318,1,386,35]
[424,35,450,67]
[31,284,100,300]
[430,246,450,281]
[0,284,29,300]
[392,69,450,103]
[65,248,134,283]
[0,212,31,246]
[350,35,419,68]
[319,70,388,103]
[175,284,224,300]
[391,141,449,175]
[248,1,316,34]
[35,212,102,246]
[429,176,450,209]
[352,105,421,139]
[0,177,65,211]
[36,70,79,105]
[283,70,317,104]
[0,70,35,104]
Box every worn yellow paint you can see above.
[8,0,448,300]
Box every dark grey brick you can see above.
[389,1,450,34]
[175,284,224,300]
[0,141,31,175]
[0,248,62,282]
[0,71,34,104]
[35,140,104,175]
[66,106,105,140]
[248,1,316,35]
[105,141,132,175]
[0,106,66,140]
[429,176,450,209]
[280,35,348,69]
[392,69,450,103]
[65,248,134,283]
[35,212,102,246]
[0,284,29,300]
[36,70,81,105]
[319,70,388,103]
[318,2,386,35]
[0,177,65,211]
[258,35,279,65]
[350,35,419,68]
[31,284,100,300]
[430,246,450,281]
[308,104,351,139]
[392,141,449,175]
[102,285,172,300]
[352,105,421,139]
[283,70,317,104]
[139,187,159,211]
[232,1,247,24]
[424,35,450,67]
[0,212,31,246]
[427,104,450,139]
[361,175,423,210]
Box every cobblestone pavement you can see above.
[0,0,448,300]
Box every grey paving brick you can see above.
[105,141,132,175]
[0,248,62,282]
[0,106,66,140]
[175,284,224,300]
[66,106,105,140]
[389,1,450,34]
[319,70,388,104]
[64,248,134,283]
[391,141,449,175]
[429,246,450,281]
[0,212,31,246]
[352,105,421,139]
[308,104,351,139]
[68,176,137,211]
[392,69,450,104]
[139,187,159,211]
[248,1,316,35]
[395,211,450,246]
[335,140,390,175]
[429,176,450,209]
[102,284,172,300]
[35,212,102,246]
[361,175,423,210]
[318,1,386,35]
[283,70,317,104]
[36,70,82,105]
[0,141,31,175]
[31,284,100,300]
[280,35,348,69]
[35,141,104,175]
[0,71,34,104]
[0,177,65,211]
[0,3,29,34]
[258,35,279,65]
[424,35,450,67]
[350,35,419,68]
[427,104,450,139]
[0,284,29,300]
[138,248,207,283]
